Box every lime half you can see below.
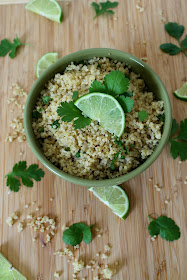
[25,0,63,23]
[75,93,125,137]
[36,52,58,78]
[89,185,129,219]
[173,82,187,101]
[0,252,27,280]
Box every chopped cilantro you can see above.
[32,110,41,119]
[38,108,43,112]
[5,161,45,192]
[75,152,81,158]
[42,96,52,104]
[157,113,165,122]
[124,146,129,154]
[110,152,120,171]
[40,127,44,133]
[91,1,119,19]
[57,101,91,129]
[65,147,70,151]
[138,110,149,122]
[52,120,60,129]
[97,63,101,68]
[72,91,78,101]
[121,155,125,159]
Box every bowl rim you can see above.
[24,48,172,187]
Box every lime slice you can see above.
[89,185,129,219]
[173,82,187,101]
[25,0,63,23]
[0,252,27,280]
[36,52,58,78]
[75,93,125,137]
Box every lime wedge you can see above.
[74,93,125,137]
[173,82,187,101]
[0,252,27,280]
[89,185,129,219]
[36,52,58,78]
[25,0,63,23]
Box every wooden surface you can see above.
[0,0,187,279]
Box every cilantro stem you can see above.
[177,39,187,57]
[147,215,154,221]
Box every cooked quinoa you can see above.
[32,57,164,179]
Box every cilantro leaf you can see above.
[160,43,181,55]
[62,223,94,246]
[72,91,79,101]
[181,35,187,49]
[148,215,181,242]
[92,1,118,19]
[170,118,179,138]
[89,80,107,93]
[104,71,129,97]
[169,118,187,161]
[122,91,133,97]
[177,119,187,141]
[160,22,187,57]
[42,96,52,104]
[57,101,91,129]
[5,161,45,192]
[110,152,120,171]
[165,22,184,40]
[169,140,187,161]
[117,96,134,113]
[75,152,80,158]
[148,220,160,237]
[157,113,165,122]
[138,110,148,122]
[0,36,24,59]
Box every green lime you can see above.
[89,185,129,219]
[74,93,125,137]
[0,253,27,280]
[173,82,187,101]
[25,0,63,23]
[36,52,58,78]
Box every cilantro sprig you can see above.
[160,22,187,57]
[169,118,187,161]
[57,101,91,129]
[90,71,134,114]
[5,161,45,192]
[42,96,52,104]
[0,36,26,59]
[91,1,118,19]
[63,223,94,246]
[148,215,181,242]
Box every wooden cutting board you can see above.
[0,0,187,279]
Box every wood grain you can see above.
[0,0,187,279]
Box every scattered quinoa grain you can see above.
[97,234,102,237]
[17,222,24,232]
[24,204,29,208]
[54,272,60,278]
[101,254,109,260]
[36,207,39,211]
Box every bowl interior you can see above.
[24,48,172,187]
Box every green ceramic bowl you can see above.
[24,48,172,187]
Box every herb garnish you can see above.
[63,223,94,246]
[65,147,70,151]
[72,91,79,101]
[52,120,60,129]
[0,36,26,59]
[40,127,44,133]
[5,161,45,192]
[75,152,81,158]
[32,110,41,119]
[42,96,52,104]
[57,101,91,129]
[160,22,187,57]
[169,118,187,161]
[91,1,118,19]
[148,215,181,241]
[110,152,120,170]
[138,110,149,122]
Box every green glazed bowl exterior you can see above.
[24,48,172,187]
